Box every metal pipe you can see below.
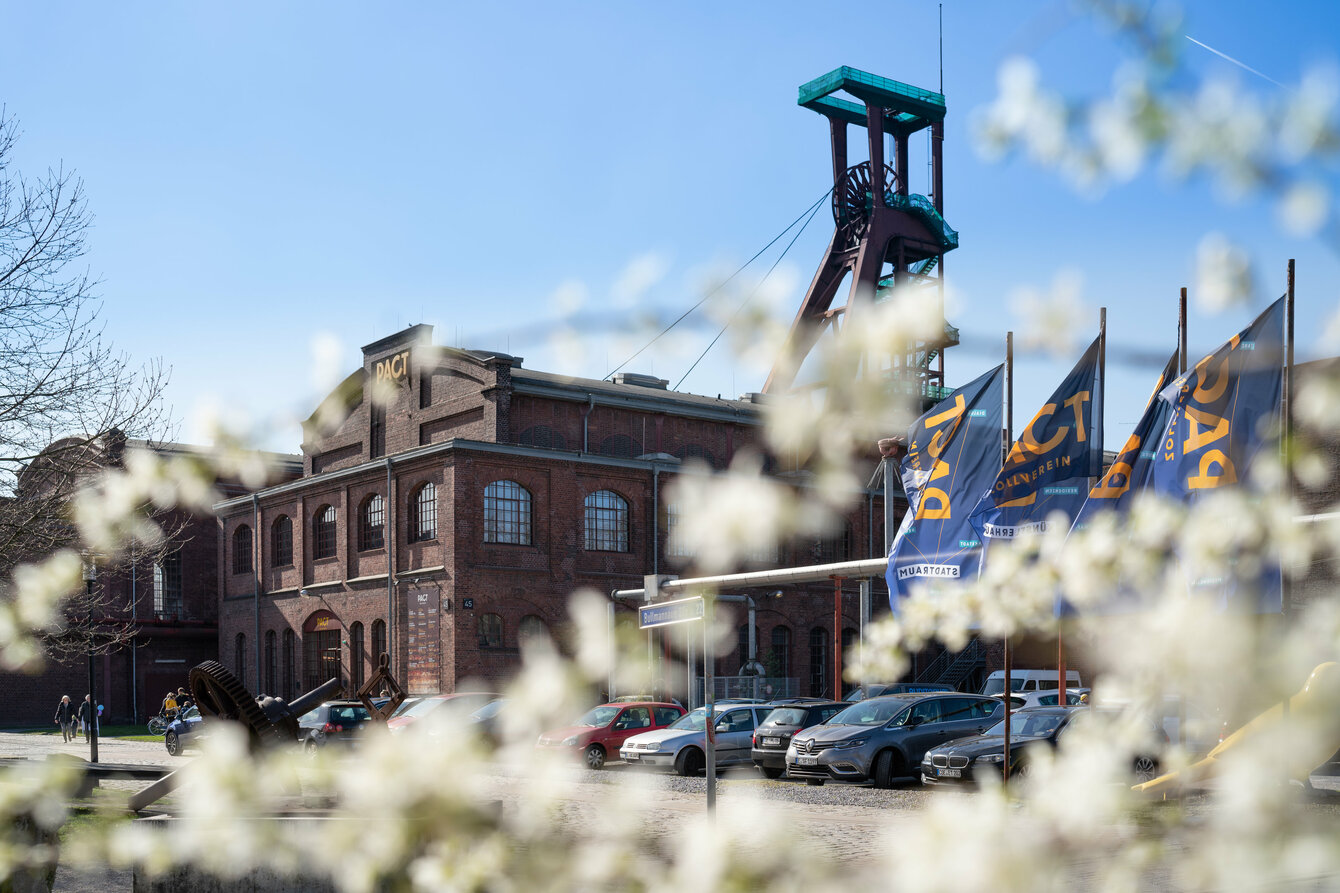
[385,458,394,678]
[252,493,260,686]
[581,395,595,453]
[607,598,616,700]
[704,594,716,815]
[1003,331,1014,782]
[859,578,871,688]
[611,558,888,600]
[130,545,137,724]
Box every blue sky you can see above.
[2,2,1337,451]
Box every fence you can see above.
[690,676,798,707]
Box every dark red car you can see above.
[537,701,685,769]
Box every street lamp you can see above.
[81,553,99,764]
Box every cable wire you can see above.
[673,190,827,391]
[603,187,833,381]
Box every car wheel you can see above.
[1013,757,1032,781]
[584,744,606,771]
[1133,755,1159,784]
[675,748,704,777]
[873,750,899,789]
[164,731,181,757]
[805,778,824,786]
[761,766,784,779]
[304,737,320,757]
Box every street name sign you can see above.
[638,596,704,629]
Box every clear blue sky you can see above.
[2,2,1337,452]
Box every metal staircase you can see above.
[915,637,986,689]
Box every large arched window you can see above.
[235,632,247,688]
[808,627,828,698]
[371,619,386,666]
[349,622,365,691]
[282,629,296,700]
[153,550,182,619]
[584,490,629,552]
[478,613,503,648]
[676,444,717,467]
[409,482,437,543]
[484,480,532,545]
[313,505,337,560]
[264,630,277,695]
[271,515,293,567]
[359,494,385,551]
[769,625,792,677]
[232,524,253,575]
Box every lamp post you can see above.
[81,554,99,764]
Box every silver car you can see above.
[786,693,1002,788]
[620,704,773,776]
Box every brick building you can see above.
[216,325,888,702]
[1,437,299,726]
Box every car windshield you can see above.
[574,706,621,728]
[765,707,810,725]
[982,678,1028,696]
[470,700,505,721]
[985,712,1066,738]
[829,699,906,726]
[399,698,449,719]
[668,708,712,731]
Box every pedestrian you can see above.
[76,695,93,742]
[162,690,178,722]
[176,686,192,713]
[53,695,74,743]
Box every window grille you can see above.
[584,490,629,552]
[484,480,531,545]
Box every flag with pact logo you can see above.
[886,364,1004,610]
[970,337,1103,543]
[1070,349,1179,533]
[1153,297,1284,612]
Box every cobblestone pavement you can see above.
[0,731,1334,891]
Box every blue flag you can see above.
[970,337,1103,542]
[1070,350,1179,532]
[1153,297,1284,611]
[887,364,1004,609]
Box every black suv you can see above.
[751,699,849,778]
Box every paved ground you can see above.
[0,731,1337,891]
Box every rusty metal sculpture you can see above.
[357,652,406,723]
[128,661,345,812]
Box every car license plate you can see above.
[623,753,638,761]
[763,737,781,747]
[937,767,961,778]
[797,755,818,766]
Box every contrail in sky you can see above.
[1185,35,1284,87]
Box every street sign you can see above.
[638,596,704,629]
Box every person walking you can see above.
[76,695,94,742]
[53,696,74,743]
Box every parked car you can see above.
[620,703,776,776]
[164,705,205,757]
[537,701,684,770]
[386,692,498,733]
[298,700,374,752]
[993,688,1091,710]
[922,705,1165,786]
[845,683,952,702]
[752,700,849,778]
[786,693,1002,787]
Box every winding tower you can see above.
[764,67,960,399]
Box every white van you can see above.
[980,669,1081,696]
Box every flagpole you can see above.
[1179,287,1188,375]
[1284,260,1295,619]
[1003,331,1013,782]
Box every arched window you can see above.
[478,613,503,648]
[349,622,365,691]
[264,630,277,695]
[313,505,337,560]
[808,627,828,698]
[598,434,640,459]
[409,482,437,543]
[519,425,565,450]
[371,619,386,666]
[359,494,385,551]
[737,624,761,666]
[271,515,293,567]
[676,444,717,467]
[584,490,629,552]
[518,614,548,647]
[282,629,296,700]
[232,524,253,575]
[302,613,341,693]
[235,632,247,688]
[769,625,792,676]
[484,480,532,545]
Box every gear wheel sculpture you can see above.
[189,660,288,750]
